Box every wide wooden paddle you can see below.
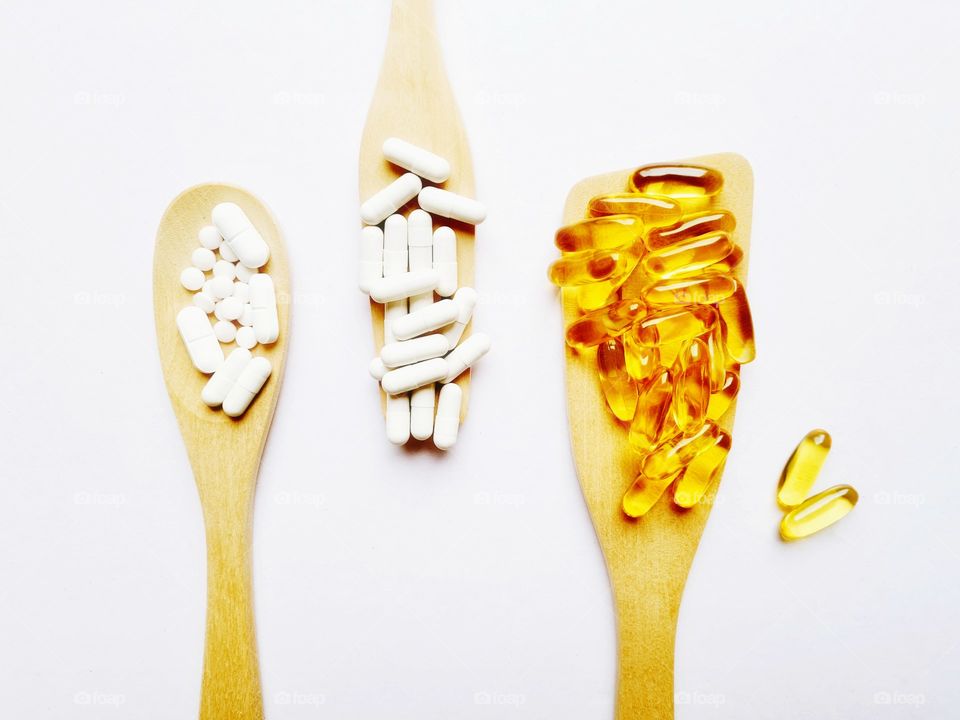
[359,0,476,419]
[561,153,753,719]
[153,183,290,720]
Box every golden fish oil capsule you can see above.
[628,367,673,451]
[706,370,740,420]
[565,299,645,349]
[642,421,720,481]
[623,334,659,382]
[780,485,857,541]
[642,272,737,306]
[622,470,681,518]
[597,338,638,422]
[631,304,718,347]
[777,430,832,508]
[577,282,618,311]
[555,215,644,253]
[548,248,638,287]
[672,338,710,432]
[646,210,736,251]
[674,430,731,508]
[642,231,734,279]
[588,193,683,226]
[704,326,727,391]
[629,164,723,208]
[717,284,756,363]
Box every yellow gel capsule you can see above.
[623,333,659,383]
[674,431,731,508]
[642,272,737,306]
[577,282,618,311]
[707,244,743,275]
[628,367,673,451]
[622,470,681,518]
[642,231,734,279]
[548,248,638,287]
[777,430,832,508]
[555,215,644,253]
[588,193,683,227]
[629,164,723,208]
[597,338,638,422]
[631,304,718,347]
[646,210,737,251]
[717,284,756,363]
[703,325,727,391]
[565,299,645,349]
[672,338,710,432]
[706,370,740,420]
[780,485,858,541]
[642,421,720,481]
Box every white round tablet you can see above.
[191,247,216,271]
[218,296,243,321]
[214,320,237,343]
[209,276,234,299]
[213,260,236,279]
[219,243,238,263]
[235,264,256,282]
[198,225,222,250]
[236,326,257,350]
[193,291,215,314]
[232,282,250,304]
[180,267,205,291]
[239,304,254,327]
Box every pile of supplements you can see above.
[549,163,755,517]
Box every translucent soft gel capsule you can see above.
[642,272,737,306]
[629,164,723,208]
[707,370,740,420]
[642,421,721,481]
[596,338,638,422]
[564,299,645,349]
[777,430,832,508]
[631,305,718,347]
[704,326,727,392]
[622,470,681,518]
[672,338,710,432]
[717,284,756,364]
[577,281,619,311]
[554,215,644,253]
[547,247,638,287]
[642,232,734,279]
[674,431,731,508]
[780,485,858,541]
[623,334,659,383]
[587,193,683,227]
[645,210,737,251]
[627,367,673,452]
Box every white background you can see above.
[1,1,958,718]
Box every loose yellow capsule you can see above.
[642,421,720,481]
[622,470,681,518]
[577,282,618,311]
[631,305,718,347]
[672,338,710,432]
[710,244,743,274]
[674,431,731,508]
[777,430,832,508]
[623,333,659,383]
[597,338,638,422]
[565,299,645,349]
[642,272,738,306]
[642,231,734,279]
[780,485,858,541]
[548,248,638,287]
[628,367,673,451]
[587,193,683,227]
[703,325,727,392]
[646,210,737,251]
[706,370,740,420]
[717,284,756,363]
[628,164,723,208]
[555,215,644,253]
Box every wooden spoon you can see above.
[359,0,476,419]
[153,183,290,720]
[561,153,753,719]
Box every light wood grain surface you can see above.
[562,154,753,720]
[153,183,289,720]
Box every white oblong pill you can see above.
[391,298,459,341]
[383,299,407,344]
[180,267,205,291]
[223,356,272,417]
[176,306,224,374]
[219,242,238,263]
[214,320,237,343]
[369,270,440,303]
[198,225,222,250]
[193,291,215,314]
[433,382,463,450]
[407,209,434,311]
[382,214,408,277]
[202,348,252,407]
[417,186,486,225]
[369,357,387,381]
[381,334,450,368]
[432,226,458,297]
[410,384,436,441]
[236,325,257,350]
[382,138,451,183]
[381,357,448,395]
[359,225,383,293]
[443,332,491,383]
[192,247,216,271]
[386,393,411,445]
[212,202,270,269]
[248,273,279,344]
[360,173,422,225]
[441,287,478,348]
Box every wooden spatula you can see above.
[153,183,290,720]
[359,0,476,418]
[561,153,753,719]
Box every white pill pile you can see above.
[176,202,279,418]
[360,138,492,449]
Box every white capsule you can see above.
[180,267,205,291]
[232,281,250,304]
[176,306,224,374]
[213,259,236,279]
[359,225,383,293]
[192,247,216,271]
[443,332,491,383]
[381,357,448,395]
[239,304,254,327]
[360,173,422,225]
[441,287,478,347]
[193,291,216,314]
[201,348,252,407]
[369,357,387,381]
[236,326,257,350]
[235,264,256,283]
[410,385,436,441]
[212,202,270,269]
[407,209,434,311]
[248,273,279,344]
[392,298,459,341]
[383,299,407,344]
[382,214,408,277]
[369,270,440,303]
[218,242,238,263]
[382,137,451,183]
[385,393,411,445]
[223,356,272,417]
[432,226,458,297]
[198,225,222,250]
[213,319,237,343]
[209,276,234,299]
[433,383,463,450]
[381,334,450,368]
[418,186,486,225]
[218,296,244,321]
